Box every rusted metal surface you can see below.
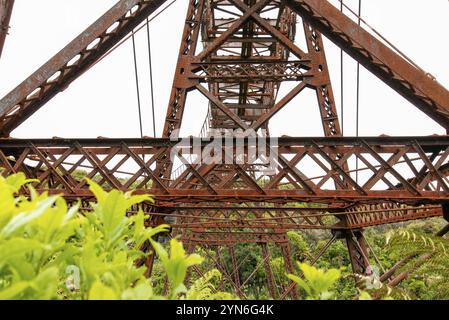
[261,243,277,299]
[0,0,14,59]
[1,0,449,297]
[0,0,168,136]
[344,230,372,277]
[1,137,448,204]
[162,0,343,140]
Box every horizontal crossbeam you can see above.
[1,136,448,205]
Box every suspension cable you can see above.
[356,0,362,138]
[146,19,157,138]
[340,0,344,136]
[88,0,178,72]
[364,236,387,275]
[131,32,144,138]
[335,0,431,77]
[355,0,362,183]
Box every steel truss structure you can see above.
[0,0,449,299]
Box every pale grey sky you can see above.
[0,0,448,139]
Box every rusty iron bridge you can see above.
[1,0,449,299]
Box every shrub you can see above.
[0,172,233,300]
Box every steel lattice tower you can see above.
[0,0,448,298]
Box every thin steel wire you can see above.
[340,0,344,136]
[146,19,157,138]
[131,32,144,138]
[355,0,362,183]
[335,0,430,76]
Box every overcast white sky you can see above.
[0,0,448,139]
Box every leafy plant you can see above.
[186,269,235,300]
[2,171,448,300]
[287,263,341,300]
[384,229,449,299]
[0,172,83,299]
[150,238,203,299]
[0,172,233,300]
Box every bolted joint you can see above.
[172,55,200,89]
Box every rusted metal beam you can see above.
[344,230,372,277]
[0,0,169,136]
[196,0,272,61]
[250,82,307,131]
[437,204,449,237]
[280,242,299,299]
[2,135,449,150]
[229,0,308,60]
[285,0,449,130]
[1,136,449,204]
[1,0,447,298]
[261,243,277,300]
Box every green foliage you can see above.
[384,229,449,299]
[358,290,373,300]
[186,269,235,300]
[0,173,83,299]
[150,238,203,299]
[288,232,311,262]
[0,172,233,300]
[1,172,448,300]
[270,257,289,292]
[287,263,341,300]
[205,243,269,299]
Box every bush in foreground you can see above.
[0,173,233,300]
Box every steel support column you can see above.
[342,230,372,279]
[261,243,277,300]
[280,242,299,299]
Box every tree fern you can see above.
[185,269,235,300]
[384,229,449,299]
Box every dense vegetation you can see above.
[0,172,447,300]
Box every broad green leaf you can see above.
[150,239,168,263]
[0,178,16,225]
[5,172,38,193]
[0,281,29,300]
[88,281,119,300]
[150,238,204,298]
[29,267,59,300]
[86,178,107,205]
[287,274,311,296]
[126,194,154,208]
[358,290,373,300]
[121,281,154,300]
[185,254,204,267]
[0,238,45,266]
[101,190,129,245]
[0,196,58,238]
[289,263,341,300]
[0,172,225,301]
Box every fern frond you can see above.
[384,229,449,298]
[185,269,236,300]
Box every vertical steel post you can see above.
[280,242,299,299]
[261,243,277,299]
